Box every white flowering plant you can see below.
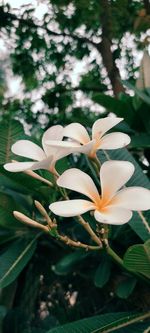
[0,115,150,332]
[2,116,150,279]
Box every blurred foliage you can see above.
[0,0,150,332]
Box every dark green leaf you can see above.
[116,277,137,299]
[123,239,150,279]
[0,305,7,320]
[94,256,111,288]
[123,80,150,105]
[91,93,134,125]
[0,237,37,288]
[0,192,26,229]
[46,312,150,333]
[130,133,150,148]
[0,119,24,164]
[54,250,88,275]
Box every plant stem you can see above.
[23,169,53,187]
[107,246,124,267]
[85,156,99,185]
[88,155,101,177]
[94,155,101,169]
[77,215,102,247]
[59,235,101,250]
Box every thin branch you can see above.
[24,169,53,187]
[77,215,102,247]
[59,234,101,250]
[0,8,97,48]
[48,86,107,94]
[138,211,150,234]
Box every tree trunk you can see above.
[143,0,150,14]
[97,0,125,97]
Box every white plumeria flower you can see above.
[50,161,150,225]
[4,125,93,175]
[46,117,131,158]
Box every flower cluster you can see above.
[4,117,150,226]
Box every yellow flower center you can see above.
[95,192,115,212]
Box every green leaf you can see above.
[94,255,111,288]
[0,193,25,229]
[0,306,7,320]
[0,237,37,288]
[92,93,125,115]
[0,305,7,331]
[123,239,150,279]
[116,277,137,299]
[54,250,88,275]
[130,133,150,148]
[0,119,24,164]
[46,312,150,333]
[123,80,150,105]
[0,167,54,205]
[98,149,150,241]
[91,93,134,125]
[0,228,17,245]
[0,206,20,229]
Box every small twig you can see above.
[24,169,53,187]
[89,155,101,176]
[96,223,109,247]
[59,235,101,251]
[77,215,102,247]
[95,155,101,169]
[138,211,150,234]
[14,204,101,250]
[85,155,99,186]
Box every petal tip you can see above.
[3,163,12,172]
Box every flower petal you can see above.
[50,199,95,217]
[4,161,38,172]
[46,140,82,149]
[92,117,123,139]
[12,140,46,161]
[94,207,132,225]
[42,125,64,156]
[34,156,53,170]
[4,156,53,172]
[57,168,100,203]
[100,161,135,202]
[46,140,94,158]
[99,132,131,149]
[63,123,90,144]
[112,187,150,211]
[42,125,64,143]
